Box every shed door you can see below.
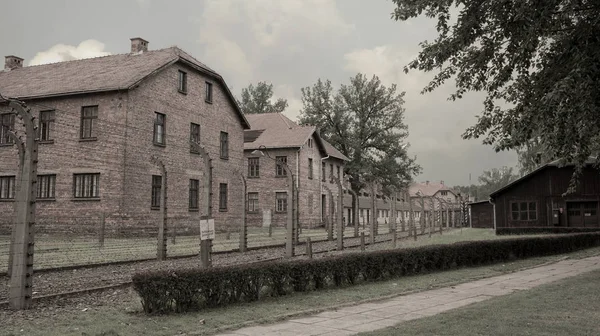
[567,202,598,227]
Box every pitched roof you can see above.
[0,46,250,129]
[489,156,599,198]
[243,113,349,161]
[409,181,457,197]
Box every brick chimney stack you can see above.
[130,37,149,53]
[426,180,429,185]
[440,180,444,185]
[4,56,24,70]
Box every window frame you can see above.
[37,174,56,200]
[247,192,259,213]
[153,112,166,146]
[308,158,313,179]
[80,106,98,140]
[189,179,199,211]
[73,173,100,199]
[248,157,260,178]
[276,156,288,177]
[220,131,229,159]
[510,201,538,221]
[151,175,162,209]
[39,110,55,143]
[219,183,228,211]
[276,192,288,213]
[0,113,15,145]
[322,162,326,182]
[0,175,16,200]
[178,70,188,94]
[190,123,200,153]
[205,81,213,103]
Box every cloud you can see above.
[29,40,111,66]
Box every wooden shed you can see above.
[490,159,600,230]
[469,200,494,228]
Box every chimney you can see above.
[440,180,444,185]
[130,37,149,53]
[426,180,429,185]
[4,56,24,70]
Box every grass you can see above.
[359,267,600,336]
[3,245,600,336]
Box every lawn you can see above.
[359,265,600,336]
[2,245,600,336]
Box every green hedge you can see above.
[496,227,600,235]
[132,233,600,314]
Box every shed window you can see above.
[511,201,537,221]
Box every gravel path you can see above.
[0,229,428,302]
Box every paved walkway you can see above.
[217,255,600,336]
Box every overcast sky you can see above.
[1,0,517,186]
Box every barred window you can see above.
[178,70,187,93]
[220,132,229,159]
[73,173,100,198]
[276,156,287,176]
[0,176,16,200]
[37,174,56,199]
[0,113,15,144]
[248,157,260,177]
[219,183,228,211]
[39,110,55,142]
[190,123,200,152]
[154,113,166,145]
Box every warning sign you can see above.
[200,219,215,240]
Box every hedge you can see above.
[132,232,600,314]
[496,227,600,235]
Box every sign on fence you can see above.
[200,219,215,240]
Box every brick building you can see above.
[0,38,249,235]
[243,113,348,228]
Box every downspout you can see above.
[489,197,496,232]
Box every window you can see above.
[178,70,187,93]
[330,164,334,182]
[0,176,16,200]
[308,194,313,214]
[441,191,448,196]
[307,138,313,148]
[511,201,537,221]
[37,174,56,199]
[276,156,288,176]
[248,157,260,178]
[154,113,166,145]
[307,158,314,179]
[205,82,213,103]
[220,132,228,159]
[322,162,326,182]
[190,123,200,152]
[39,110,55,142]
[151,175,162,209]
[276,192,287,212]
[248,192,259,212]
[0,113,15,145]
[80,106,98,139]
[219,183,228,211]
[189,179,199,210]
[73,173,100,199]
[336,165,340,181]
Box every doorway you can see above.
[567,201,599,227]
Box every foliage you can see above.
[497,227,600,235]
[132,232,600,314]
[238,81,288,114]
[390,0,600,193]
[298,74,421,196]
[452,167,518,201]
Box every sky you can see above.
[0,0,517,186]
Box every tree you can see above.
[238,81,288,114]
[390,1,600,193]
[299,74,421,209]
[453,166,519,201]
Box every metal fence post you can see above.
[191,142,213,267]
[239,173,247,253]
[6,128,25,277]
[99,213,106,248]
